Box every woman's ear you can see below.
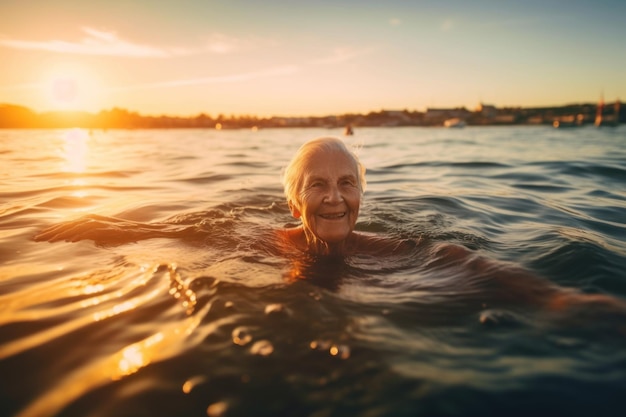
[288,201,301,218]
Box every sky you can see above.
[1,0,625,117]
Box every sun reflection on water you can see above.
[111,332,165,380]
[58,128,93,204]
[61,128,91,173]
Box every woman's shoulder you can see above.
[274,226,308,252]
[275,226,304,242]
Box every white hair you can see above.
[281,137,366,208]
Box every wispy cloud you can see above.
[116,65,300,90]
[0,27,172,57]
[310,47,374,65]
[114,43,370,91]
[204,33,242,54]
[0,27,279,59]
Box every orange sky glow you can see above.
[1,0,625,117]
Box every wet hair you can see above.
[282,137,366,208]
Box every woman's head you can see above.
[282,137,366,246]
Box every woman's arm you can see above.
[34,214,194,246]
[427,241,626,312]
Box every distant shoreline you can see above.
[1,102,622,129]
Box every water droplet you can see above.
[309,339,331,351]
[206,401,228,417]
[232,327,252,346]
[182,375,208,394]
[330,344,350,359]
[182,382,192,394]
[250,340,273,356]
[264,303,288,316]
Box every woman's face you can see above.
[291,148,361,244]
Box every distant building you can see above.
[494,114,516,124]
[379,110,412,125]
[475,103,497,118]
[382,110,410,120]
[424,107,471,120]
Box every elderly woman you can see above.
[34,136,624,311]
[275,137,625,311]
[278,137,378,256]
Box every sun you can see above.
[51,77,78,108]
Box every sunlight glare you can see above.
[51,77,78,107]
[44,63,103,111]
[68,178,89,199]
[111,332,164,380]
[61,128,90,173]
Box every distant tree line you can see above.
[0,102,622,129]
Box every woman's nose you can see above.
[324,185,342,203]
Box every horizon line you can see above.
[0,100,611,120]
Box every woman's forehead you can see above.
[302,149,358,177]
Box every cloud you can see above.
[116,65,300,90]
[112,43,368,91]
[0,27,171,57]
[0,27,278,59]
[310,47,374,65]
[389,18,402,27]
[204,33,241,54]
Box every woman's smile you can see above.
[318,211,347,220]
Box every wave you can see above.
[4,127,626,417]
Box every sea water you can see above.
[1,126,625,417]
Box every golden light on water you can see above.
[111,332,165,380]
[182,375,208,394]
[83,283,105,294]
[69,178,88,198]
[61,128,90,173]
[14,295,212,417]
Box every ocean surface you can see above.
[1,126,625,417]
